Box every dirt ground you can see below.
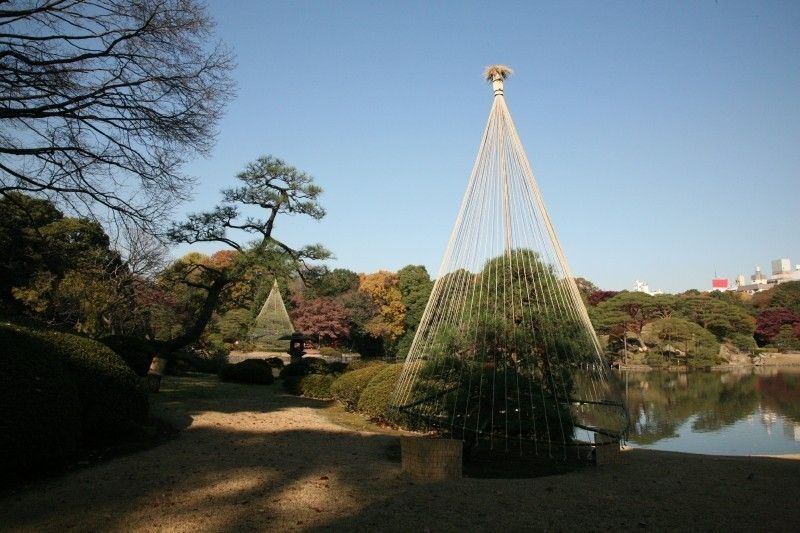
[1,375,799,532]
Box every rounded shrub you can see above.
[330,362,387,410]
[99,335,153,376]
[318,346,342,358]
[357,363,404,420]
[346,358,385,371]
[265,356,285,369]
[279,357,330,379]
[327,361,349,374]
[35,329,149,446]
[303,356,330,374]
[218,359,275,385]
[299,374,335,399]
[0,324,82,476]
[729,333,757,354]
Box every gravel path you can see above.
[1,375,799,532]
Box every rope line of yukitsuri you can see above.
[390,80,626,455]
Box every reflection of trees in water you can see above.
[623,371,760,444]
[757,372,800,425]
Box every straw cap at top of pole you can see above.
[484,65,513,96]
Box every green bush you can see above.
[218,359,275,385]
[327,361,349,374]
[771,325,800,352]
[186,335,230,373]
[318,346,342,358]
[645,351,668,367]
[100,335,153,376]
[279,357,330,379]
[0,324,82,477]
[728,333,758,354]
[303,356,330,373]
[35,329,149,445]
[645,318,721,368]
[357,363,404,420]
[299,374,335,399]
[265,356,285,368]
[331,363,387,410]
[346,358,384,371]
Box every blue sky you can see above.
[179,1,800,293]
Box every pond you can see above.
[620,367,800,456]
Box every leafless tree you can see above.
[113,221,167,278]
[0,0,235,232]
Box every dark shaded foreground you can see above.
[1,375,798,532]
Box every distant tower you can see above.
[751,266,767,284]
[772,258,791,276]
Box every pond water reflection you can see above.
[621,367,800,456]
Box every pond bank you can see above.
[617,351,800,372]
[1,374,798,531]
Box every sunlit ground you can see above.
[2,374,799,531]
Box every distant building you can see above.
[633,280,663,296]
[772,258,791,276]
[752,266,768,284]
[711,278,729,291]
[735,258,800,294]
[770,257,800,284]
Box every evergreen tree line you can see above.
[2,189,799,371]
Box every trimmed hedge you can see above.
[35,329,149,445]
[330,363,387,410]
[1,323,149,478]
[357,363,404,420]
[0,324,82,476]
[218,359,275,385]
[100,335,153,376]
[298,374,335,399]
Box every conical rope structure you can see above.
[390,66,628,458]
[250,280,294,350]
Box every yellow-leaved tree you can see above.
[359,271,406,342]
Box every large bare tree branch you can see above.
[0,0,235,233]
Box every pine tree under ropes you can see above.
[250,280,294,350]
[390,66,628,458]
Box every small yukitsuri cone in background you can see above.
[391,66,628,462]
[249,280,294,351]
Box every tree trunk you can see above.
[145,275,229,391]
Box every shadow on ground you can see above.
[1,374,799,531]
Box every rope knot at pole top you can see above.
[484,64,513,96]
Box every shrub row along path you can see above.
[2,374,800,531]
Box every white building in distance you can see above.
[735,258,800,294]
[634,280,663,296]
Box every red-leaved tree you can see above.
[290,297,351,345]
[588,290,619,307]
[755,308,800,346]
